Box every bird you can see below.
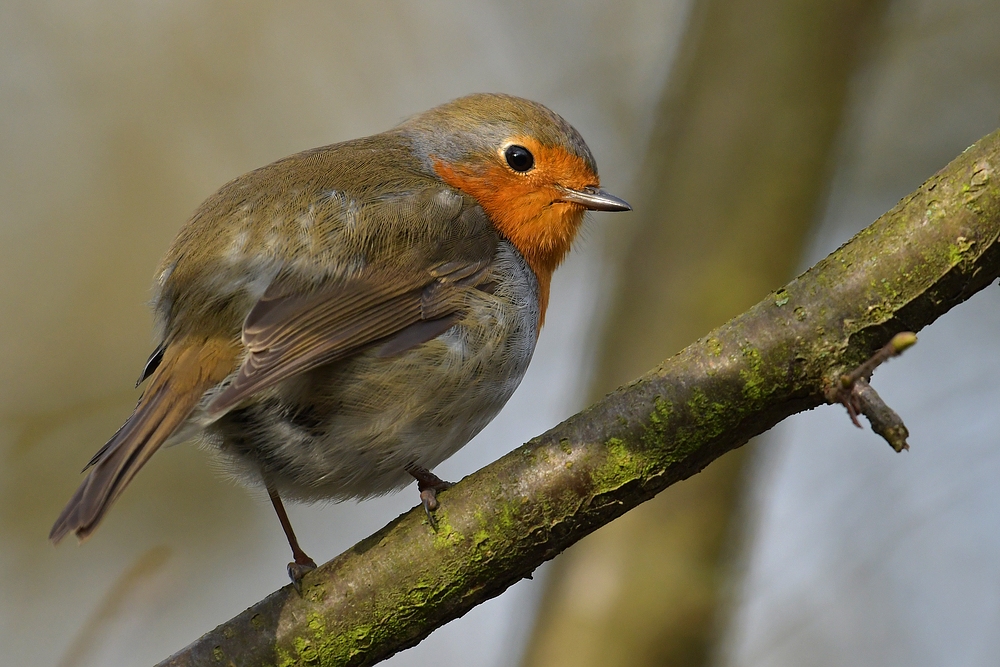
[49,93,631,588]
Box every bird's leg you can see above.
[405,464,453,526]
[266,483,316,593]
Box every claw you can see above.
[420,487,439,512]
[287,557,317,594]
[407,464,453,531]
[419,486,451,529]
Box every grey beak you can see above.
[556,186,632,212]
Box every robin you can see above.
[49,93,630,588]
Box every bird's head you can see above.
[398,93,630,320]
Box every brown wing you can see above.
[205,248,495,417]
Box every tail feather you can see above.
[50,338,238,544]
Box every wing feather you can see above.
[206,252,495,416]
[50,338,238,543]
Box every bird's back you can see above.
[152,132,492,341]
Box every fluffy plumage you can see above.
[50,94,629,569]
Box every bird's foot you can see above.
[287,555,317,594]
[407,465,454,529]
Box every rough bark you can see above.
[157,129,1000,667]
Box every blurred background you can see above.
[1,1,999,666]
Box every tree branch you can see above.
[157,129,1000,667]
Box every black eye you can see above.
[504,144,534,172]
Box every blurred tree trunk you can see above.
[522,1,888,665]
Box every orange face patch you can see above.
[432,137,598,326]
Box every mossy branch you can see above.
[157,129,1000,667]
